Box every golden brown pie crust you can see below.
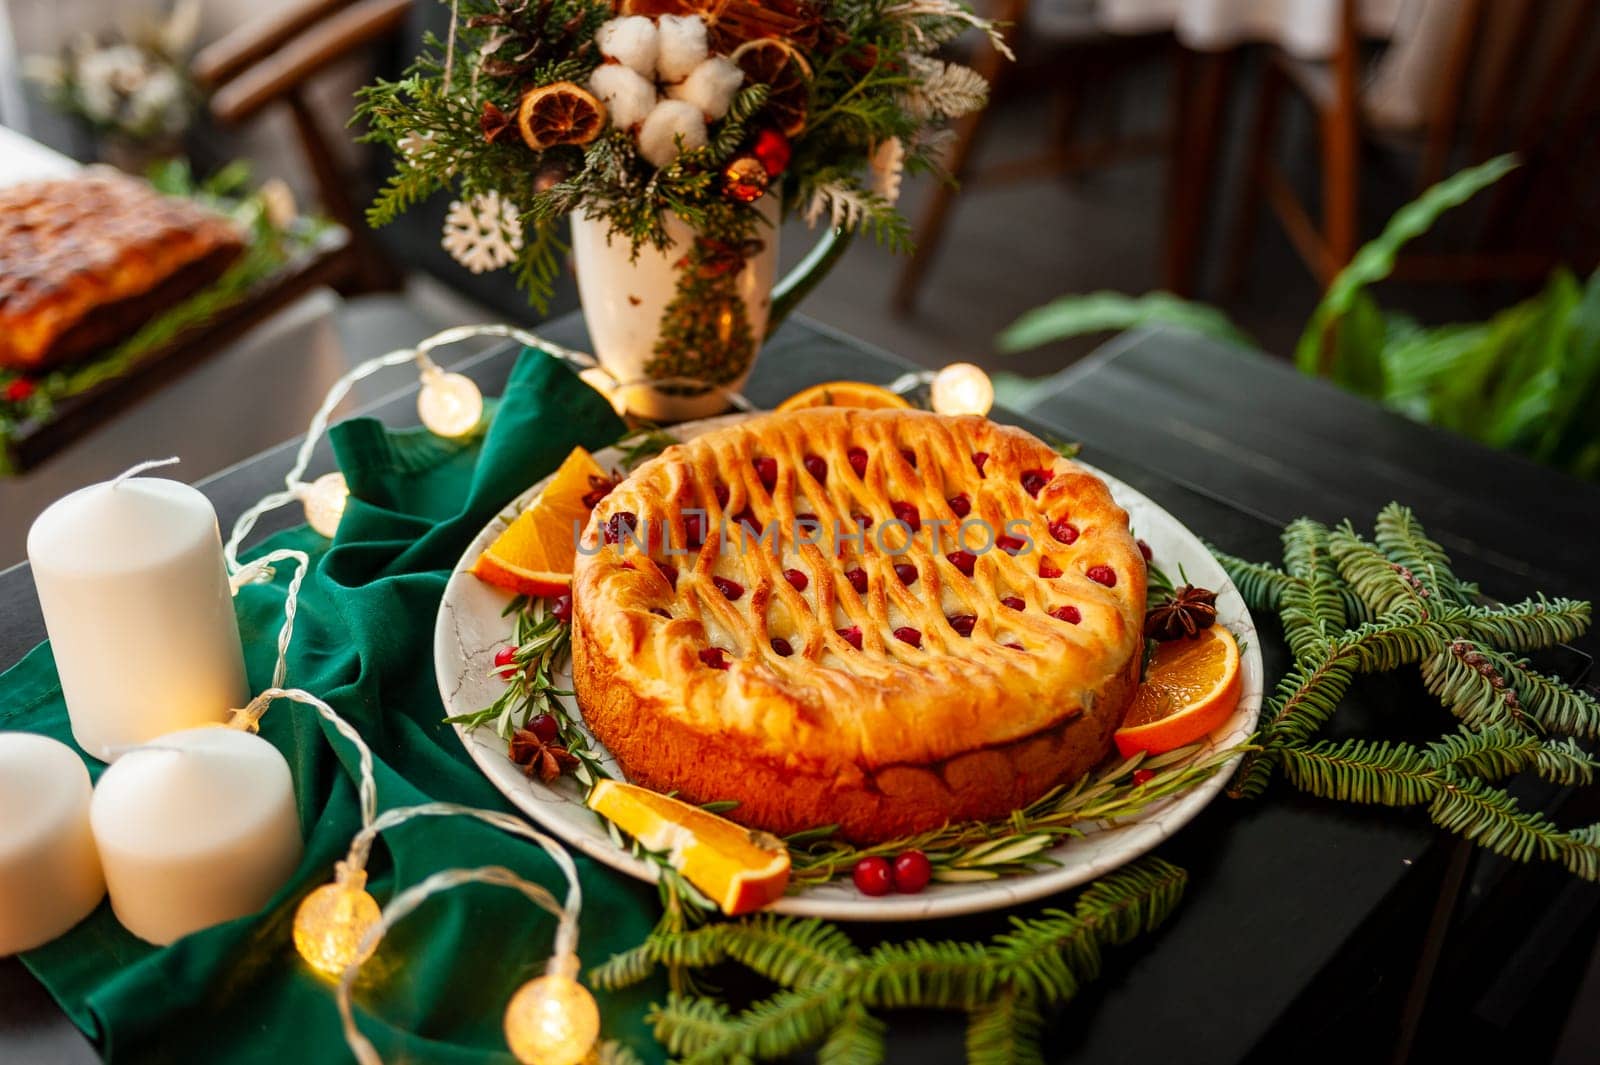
[572,409,1146,842]
[0,168,246,372]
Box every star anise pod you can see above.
[509,727,580,783]
[1144,584,1219,641]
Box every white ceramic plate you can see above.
[436,415,1263,921]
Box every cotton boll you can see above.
[637,99,707,169]
[596,16,658,76]
[590,63,658,130]
[655,14,708,83]
[666,56,744,120]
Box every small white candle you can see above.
[90,726,303,946]
[0,733,106,955]
[28,476,249,762]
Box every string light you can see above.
[337,864,592,1065]
[293,865,381,978]
[504,953,600,1065]
[929,362,995,417]
[300,472,349,539]
[416,364,485,439]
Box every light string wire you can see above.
[337,865,570,1065]
[222,321,761,574]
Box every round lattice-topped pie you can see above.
[571,409,1146,843]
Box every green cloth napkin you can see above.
[1,350,668,1063]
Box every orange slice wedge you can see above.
[471,447,612,597]
[587,779,790,915]
[776,380,912,412]
[1114,626,1242,758]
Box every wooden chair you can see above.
[890,0,1169,312]
[1224,0,1600,292]
[193,0,413,294]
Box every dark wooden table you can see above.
[2,319,1596,1063]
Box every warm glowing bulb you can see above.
[578,367,628,416]
[302,472,349,538]
[417,368,484,438]
[293,871,381,978]
[503,960,600,1065]
[929,362,994,417]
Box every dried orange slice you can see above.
[471,447,613,597]
[776,380,913,412]
[731,39,812,136]
[517,81,607,150]
[1114,626,1241,757]
[587,779,790,915]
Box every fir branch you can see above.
[1420,640,1529,732]
[1328,522,1430,622]
[1460,597,1591,651]
[1490,650,1600,738]
[964,992,1045,1065]
[1280,519,1350,659]
[1373,503,1478,605]
[820,1002,888,1065]
[1207,544,1293,613]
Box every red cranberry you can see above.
[973,452,989,476]
[795,512,819,527]
[753,457,778,491]
[845,568,868,594]
[947,551,976,577]
[784,568,808,592]
[1086,565,1117,587]
[852,513,873,531]
[803,454,828,484]
[1132,769,1156,786]
[947,493,971,518]
[848,447,868,477]
[997,535,1026,555]
[3,378,36,403]
[899,448,917,468]
[852,856,893,896]
[713,484,729,508]
[771,637,794,657]
[1004,642,1025,651]
[1138,539,1153,561]
[656,562,678,588]
[1001,596,1025,611]
[947,614,976,637]
[529,712,560,743]
[837,626,863,650]
[892,850,932,893]
[684,512,706,549]
[712,576,745,601]
[894,563,918,586]
[551,594,573,624]
[699,647,731,669]
[893,626,922,648]
[493,645,518,678]
[1050,519,1079,545]
[603,511,638,545]
[1020,469,1052,497]
[891,500,920,531]
[1039,559,1062,579]
[1050,605,1082,624]
[733,508,760,534]
[650,607,672,619]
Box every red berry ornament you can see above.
[853,856,894,896]
[892,850,932,893]
[753,128,792,175]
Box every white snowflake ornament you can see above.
[441,192,524,274]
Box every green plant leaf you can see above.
[997,291,1254,353]
[1328,291,1389,397]
[1296,154,1519,375]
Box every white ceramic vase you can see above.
[570,194,843,421]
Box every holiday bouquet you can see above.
[356,0,1006,417]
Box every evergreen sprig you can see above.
[595,857,1187,1064]
[1219,502,1600,881]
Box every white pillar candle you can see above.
[28,476,249,762]
[90,726,303,946]
[0,733,106,955]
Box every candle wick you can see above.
[111,457,181,488]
